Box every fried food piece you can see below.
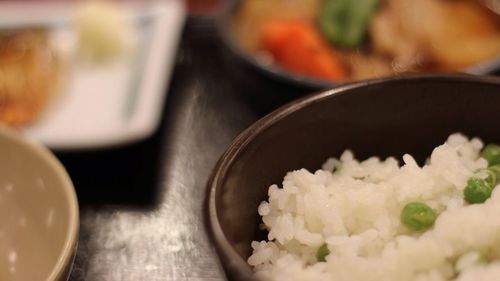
[0,29,60,126]
[371,0,500,71]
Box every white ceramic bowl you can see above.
[0,125,78,281]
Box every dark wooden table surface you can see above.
[58,17,264,281]
[55,14,500,281]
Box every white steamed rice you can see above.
[248,133,500,281]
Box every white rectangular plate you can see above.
[0,1,185,150]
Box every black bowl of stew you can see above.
[216,0,500,102]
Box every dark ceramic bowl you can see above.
[206,74,500,281]
[216,0,500,102]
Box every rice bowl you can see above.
[206,74,500,281]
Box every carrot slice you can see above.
[261,20,346,81]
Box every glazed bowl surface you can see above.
[0,126,78,281]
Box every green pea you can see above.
[318,0,380,48]
[483,168,497,187]
[316,243,330,262]
[400,202,436,231]
[488,164,500,187]
[481,144,500,166]
[464,177,492,204]
[474,164,500,187]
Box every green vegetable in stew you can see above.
[464,177,492,204]
[481,144,500,166]
[400,202,436,231]
[316,243,330,262]
[318,0,380,48]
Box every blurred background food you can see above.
[231,0,500,82]
[0,29,61,127]
[0,0,139,131]
[0,0,183,150]
[75,0,136,63]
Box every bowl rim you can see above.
[215,0,500,89]
[0,125,79,281]
[206,73,500,280]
